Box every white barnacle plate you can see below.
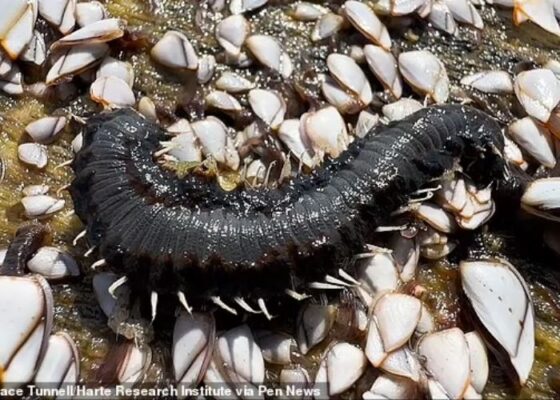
[374,293,421,352]
[27,246,80,280]
[355,110,379,138]
[34,332,79,389]
[514,69,560,123]
[75,1,106,27]
[355,247,400,306]
[363,373,418,399]
[374,0,426,15]
[327,53,373,107]
[215,72,254,93]
[215,15,250,57]
[444,0,484,28]
[429,1,458,35]
[508,117,556,168]
[413,203,458,233]
[173,312,215,388]
[254,331,295,365]
[51,18,124,49]
[321,75,364,115]
[513,0,560,36]
[364,44,403,99]
[521,177,560,221]
[0,274,53,387]
[460,259,535,385]
[197,55,216,84]
[342,1,392,50]
[206,90,243,113]
[166,131,202,163]
[365,316,387,367]
[46,43,109,85]
[21,195,65,218]
[465,331,489,395]
[248,89,286,129]
[313,342,367,396]
[245,35,293,78]
[378,346,422,382]
[389,232,419,282]
[38,0,75,34]
[18,143,48,169]
[290,2,328,21]
[296,303,336,355]
[191,117,231,166]
[138,97,157,120]
[417,327,471,399]
[280,367,311,399]
[25,116,67,144]
[22,184,49,197]
[151,30,198,70]
[399,50,449,103]
[97,57,135,87]
[310,13,344,42]
[302,107,349,159]
[90,76,136,108]
[277,119,317,168]
[115,342,151,385]
[230,0,268,14]
[20,30,46,65]
[382,98,423,120]
[0,0,37,59]
[92,272,124,317]
[461,70,514,94]
[216,325,265,396]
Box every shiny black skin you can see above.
[70,105,505,302]
[0,223,49,276]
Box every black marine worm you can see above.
[0,223,49,276]
[70,105,505,305]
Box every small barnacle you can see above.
[217,171,243,192]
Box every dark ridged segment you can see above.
[0,223,49,276]
[70,105,505,300]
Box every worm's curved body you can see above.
[0,224,49,276]
[70,105,504,301]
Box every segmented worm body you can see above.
[70,105,505,304]
[0,224,49,276]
